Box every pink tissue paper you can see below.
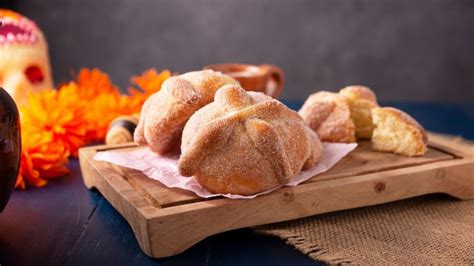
[93,142,357,199]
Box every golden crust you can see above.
[371,107,428,156]
[299,91,356,143]
[339,85,377,103]
[178,85,323,195]
[134,70,239,154]
[339,85,379,139]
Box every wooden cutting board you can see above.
[78,133,474,258]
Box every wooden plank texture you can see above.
[78,133,474,258]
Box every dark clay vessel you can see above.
[0,87,21,212]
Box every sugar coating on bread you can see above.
[299,91,356,143]
[371,107,428,156]
[339,86,379,139]
[134,70,239,154]
[178,85,323,195]
[179,70,239,101]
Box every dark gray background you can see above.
[4,0,474,102]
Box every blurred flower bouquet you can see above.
[16,68,171,188]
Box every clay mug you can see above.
[204,63,284,98]
[0,87,21,212]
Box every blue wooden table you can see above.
[0,103,473,265]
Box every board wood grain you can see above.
[78,133,474,258]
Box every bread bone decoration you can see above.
[298,91,356,143]
[178,85,323,195]
[134,70,239,154]
[0,9,54,104]
[371,107,428,156]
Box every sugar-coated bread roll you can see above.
[371,107,428,156]
[298,91,356,143]
[178,85,323,195]
[339,85,379,139]
[134,70,239,154]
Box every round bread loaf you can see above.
[134,70,239,154]
[178,85,323,195]
[298,91,356,143]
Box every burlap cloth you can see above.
[254,135,474,264]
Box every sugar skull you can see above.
[0,9,53,105]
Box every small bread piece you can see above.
[134,70,239,154]
[339,85,377,102]
[339,85,379,139]
[178,85,323,195]
[299,91,356,143]
[371,107,428,156]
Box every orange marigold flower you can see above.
[76,68,119,100]
[16,128,69,189]
[84,92,142,141]
[20,84,88,157]
[129,69,171,105]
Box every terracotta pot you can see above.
[0,87,21,212]
[204,63,284,98]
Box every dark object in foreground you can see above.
[0,87,21,212]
